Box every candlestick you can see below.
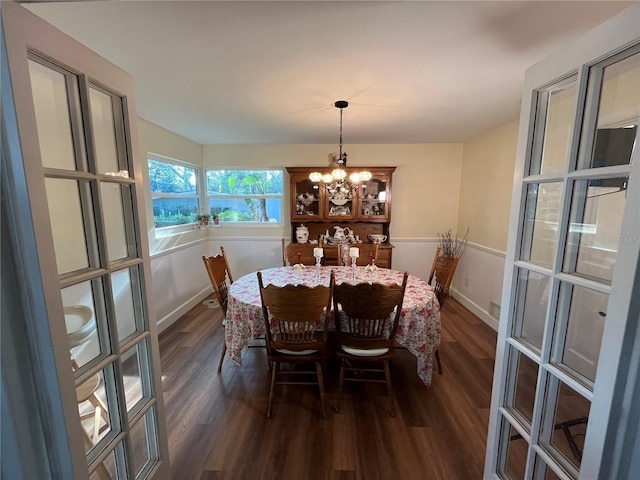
[351,255,357,281]
[349,247,359,258]
[313,247,323,271]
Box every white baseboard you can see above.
[156,286,212,334]
[450,287,499,332]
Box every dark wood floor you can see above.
[159,296,497,480]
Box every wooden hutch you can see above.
[286,166,396,268]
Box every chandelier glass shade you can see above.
[309,100,371,192]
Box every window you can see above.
[148,156,199,228]
[206,169,284,223]
[147,160,284,229]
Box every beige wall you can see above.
[137,118,519,255]
[203,143,464,239]
[457,120,519,252]
[137,119,204,253]
[138,118,203,166]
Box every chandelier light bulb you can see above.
[332,168,347,180]
[321,173,334,183]
[349,172,362,183]
[359,171,373,181]
[309,171,323,182]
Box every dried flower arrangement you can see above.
[438,227,469,258]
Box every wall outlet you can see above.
[464,277,469,287]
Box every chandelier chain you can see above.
[339,107,344,161]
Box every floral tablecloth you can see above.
[226,266,441,387]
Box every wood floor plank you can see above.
[159,295,497,479]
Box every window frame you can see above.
[147,158,285,233]
[204,167,285,226]
[147,153,201,232]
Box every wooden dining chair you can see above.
[282,239,318,266]
[332,271,409,416]
[202,246,234,372]
[257,270,334,418]
[336,243,379,266]
[428,245,460,374]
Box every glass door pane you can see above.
[89,87,122,175]
[553,283,608,384]
[564,177,628,284]
[530,80,578,176]
[45,178,93,275]
[101,182,134,262]
[77,364,116,455]
[521,182,563,268]
[360,177,388,219]
[581,52,640,170]
[293,176,320,219]
[512,269,552,351]
[62,278,108,369]
[28,59,81,171]
[540,379,591,474]
[506,346,539,426]
[499,420,529,479]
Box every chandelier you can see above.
[309,101,372,194]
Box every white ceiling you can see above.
[25,1,635,145]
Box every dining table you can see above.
[225,265,441,387]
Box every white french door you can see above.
[485,6,640,480]
[2,3,169,479]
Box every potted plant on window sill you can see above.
[197,214,210,228]
[211,207,222,226]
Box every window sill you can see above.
[154,224,202,239]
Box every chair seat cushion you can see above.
[276,348,319,356]
[341,345,389,357]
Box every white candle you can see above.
[349,247,359,258]
[313,247,324,257]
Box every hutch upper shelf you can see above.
[287,166,395,223]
